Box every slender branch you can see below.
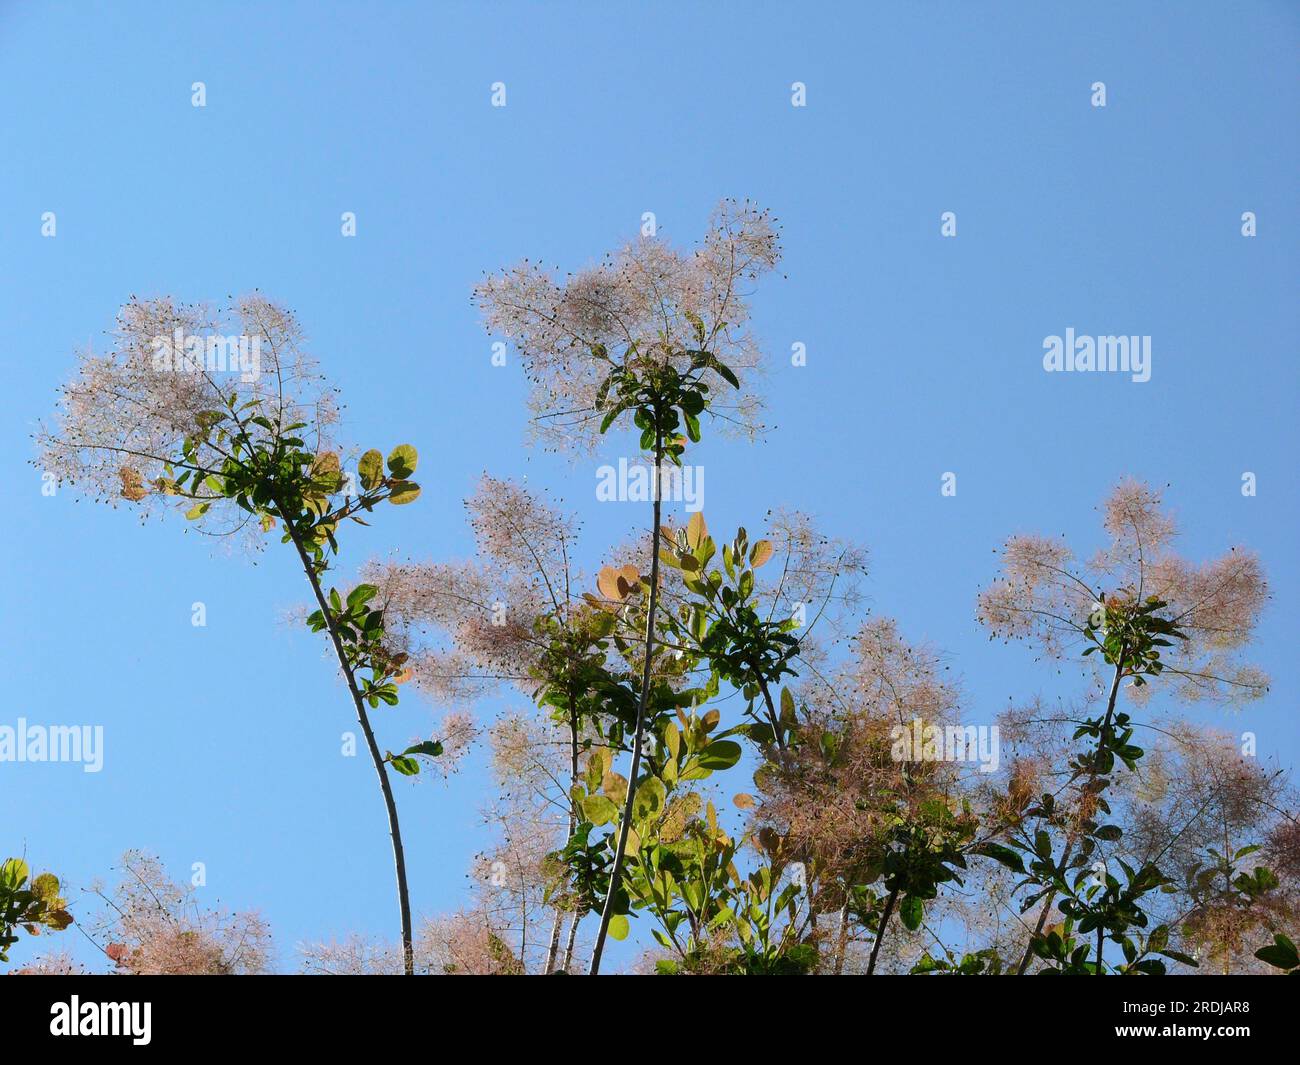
[283,511,415,975]
[562,910,581,972]
[866,886,899,975]
[546,678,583,976]
[589,429,665,975]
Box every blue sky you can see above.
[1,1,1296,972]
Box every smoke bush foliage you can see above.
[16,208,1297,977]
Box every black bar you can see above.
[2,974,1292,1050]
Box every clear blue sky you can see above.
[2,1,1296,972]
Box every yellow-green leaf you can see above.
[388,482,421,505]
[582,794,619,826]
[358,449,384,491]
[387,444,418,479]
[780,686,796,723]
[586,748,609,792]
[633,776,667,822]
[31,873,60,901]
[1,858,29,887]
[664,722,681,762]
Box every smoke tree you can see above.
[21,225,1296,981]
[35,295,435,973]
[976,479,1275,973]
[475,200,785,972]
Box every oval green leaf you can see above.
[387,444,418,479]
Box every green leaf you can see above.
[1255,934,1299,971]
[388,481,421,505]
[403,740,444,759]
[1,858,30,889]
[684,411,701,443]
[663,723,681,762]
[696,740,742,772]
[388,754,420,776]
[1158,949,1199,967]
[358,449,384,491]
[633,777,667,822]
[582,794,619,826]
[972,842,1026,874]
[347,584,378,611]
[31,873,60,901]
[608,914,630,941]
[900,896,924,931]
[599,406,622,434]
[387,444,418,479]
